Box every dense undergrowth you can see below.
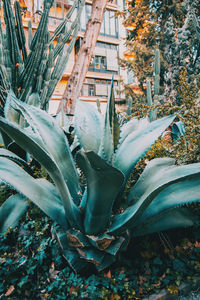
[0,204,199,299]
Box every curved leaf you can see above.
[0,130,12,148]
[118,118,140,145]
[7,94,80,204]
[0,148,32,174]
[128,158,176,204]
[8,141,27,161]
[4,90,20,123]
[133,176,200,225]
[109,163,200,235]
[0,193,28,234]
[0,117,82,230]
[98,78,120,162]
[76,150,124,235]
[26,92,41,107]
[114,114,176,178]
[55,109,70,132]
[0,157,68,230]
[0,132,4,146]
[74,99,103,153]
[171,121,185,140]
[128,161,200,205]
[132,207,199,237]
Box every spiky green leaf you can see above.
[0,116,82,230]
[98,78,120,162]
[6,94,80,204]
[0,193,28,234]
[76,150,124,235]
[114,114,176,179]
[132,207,199,237]
[109,162,200,235]
[128,158,176,204]
[4,90,20,123]
[74,100,103,153]
[0,157,68,230]
[133,175,200,227]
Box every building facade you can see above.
[0,0,127,114]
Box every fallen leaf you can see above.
[104,270,112,279]
[5,285,15,296]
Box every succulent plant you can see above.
[0,83,199,273]
[146,49,160,121]
[0,0,85,155]
[0,0,84,116]
[146,49,185,142]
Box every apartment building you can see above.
[0,0,127,113]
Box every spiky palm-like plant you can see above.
[0,83,199,273]
[0,0,84,155]
[0,0,84,116]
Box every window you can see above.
[81,79,118,97]
[34,0,68,17]
[96,41,118,50]
[88,84,95,96]
[81,5,118,37]
[105,10,110,35]
[100,9,118,37]
[35,0,44,11]
[89,56,107,72]
[110,11,116,36]
[49,1,65,19]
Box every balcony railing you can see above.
[88,67,118,74]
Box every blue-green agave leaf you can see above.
[0,193,29,234]
[55,109,70,132]
[66,228,90,248]
[114,114,176,178]
[4,90,20,123]
[106,78,120,151]
[128,158,176,204]
[98,78,120,162]
[0,148,32,174]
[26,92,41,107]
[0,117,82,230]
[118,118,140,145]
[0,130,12,148]
[62,249,90,274]
[109,163,200,235]
[53,229,89,274]
[133,175,200,225]
[0,157,68,230]
[76,150,124,235]
[171,121,185,140]
[87,233,125,255]
[86,233,115,250]
[0,132,4,146]
[74,99,103,153]
[129,160,200,205]
[76,247,112,268]
[7,95,80,204]
[7,142,27,162]
[96,252,116,271]
[132,207,199,237]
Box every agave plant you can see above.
[0,84,199,273]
